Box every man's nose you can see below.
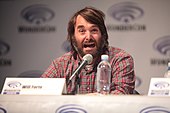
[85,31,92,40]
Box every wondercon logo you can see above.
[7,81,22,88]
[17,70,43,78]
[154,81,170,89]
[0,40,10,56]
[56,104,87,113]
[21,4,55,24]
[153,36,170,56]
[108,2,144,23]
[62,40,71,52]
[135,76,142,88]
[140,106,170,113]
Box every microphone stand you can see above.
[67,71,81,95]
[75,74,81,94]
[67,60,88,95]
[67,65,82,95]
[66,54,93,95]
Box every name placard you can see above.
[1,77,67,95]
[148,78,170,96]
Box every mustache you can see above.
[83,39,96,48]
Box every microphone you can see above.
[67,54,93,85]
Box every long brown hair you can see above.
[67,6,109,53]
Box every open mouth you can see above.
[83,43,95,48]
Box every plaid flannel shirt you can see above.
[41,46,135,94]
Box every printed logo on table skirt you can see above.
[56,104,87,113]
[0,106,7,113]
[140,106,170,113]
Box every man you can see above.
[41,6,136,95]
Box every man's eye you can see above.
[91,29,99,33]
[78,29,85,33]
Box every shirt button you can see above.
[86,86,90,91]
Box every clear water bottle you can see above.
[96,55,111,95]
[164,62,170,78]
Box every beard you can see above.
[72,37,104,58]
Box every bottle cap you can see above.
[168,62,170,70]
[101,55,109,61]
[168,62,170,67]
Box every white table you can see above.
[0,95,170,113]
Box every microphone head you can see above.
[83,54,93,64]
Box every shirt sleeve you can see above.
[41,60,62,78]
[110,51,136,95]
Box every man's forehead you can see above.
[74,15,99,28]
